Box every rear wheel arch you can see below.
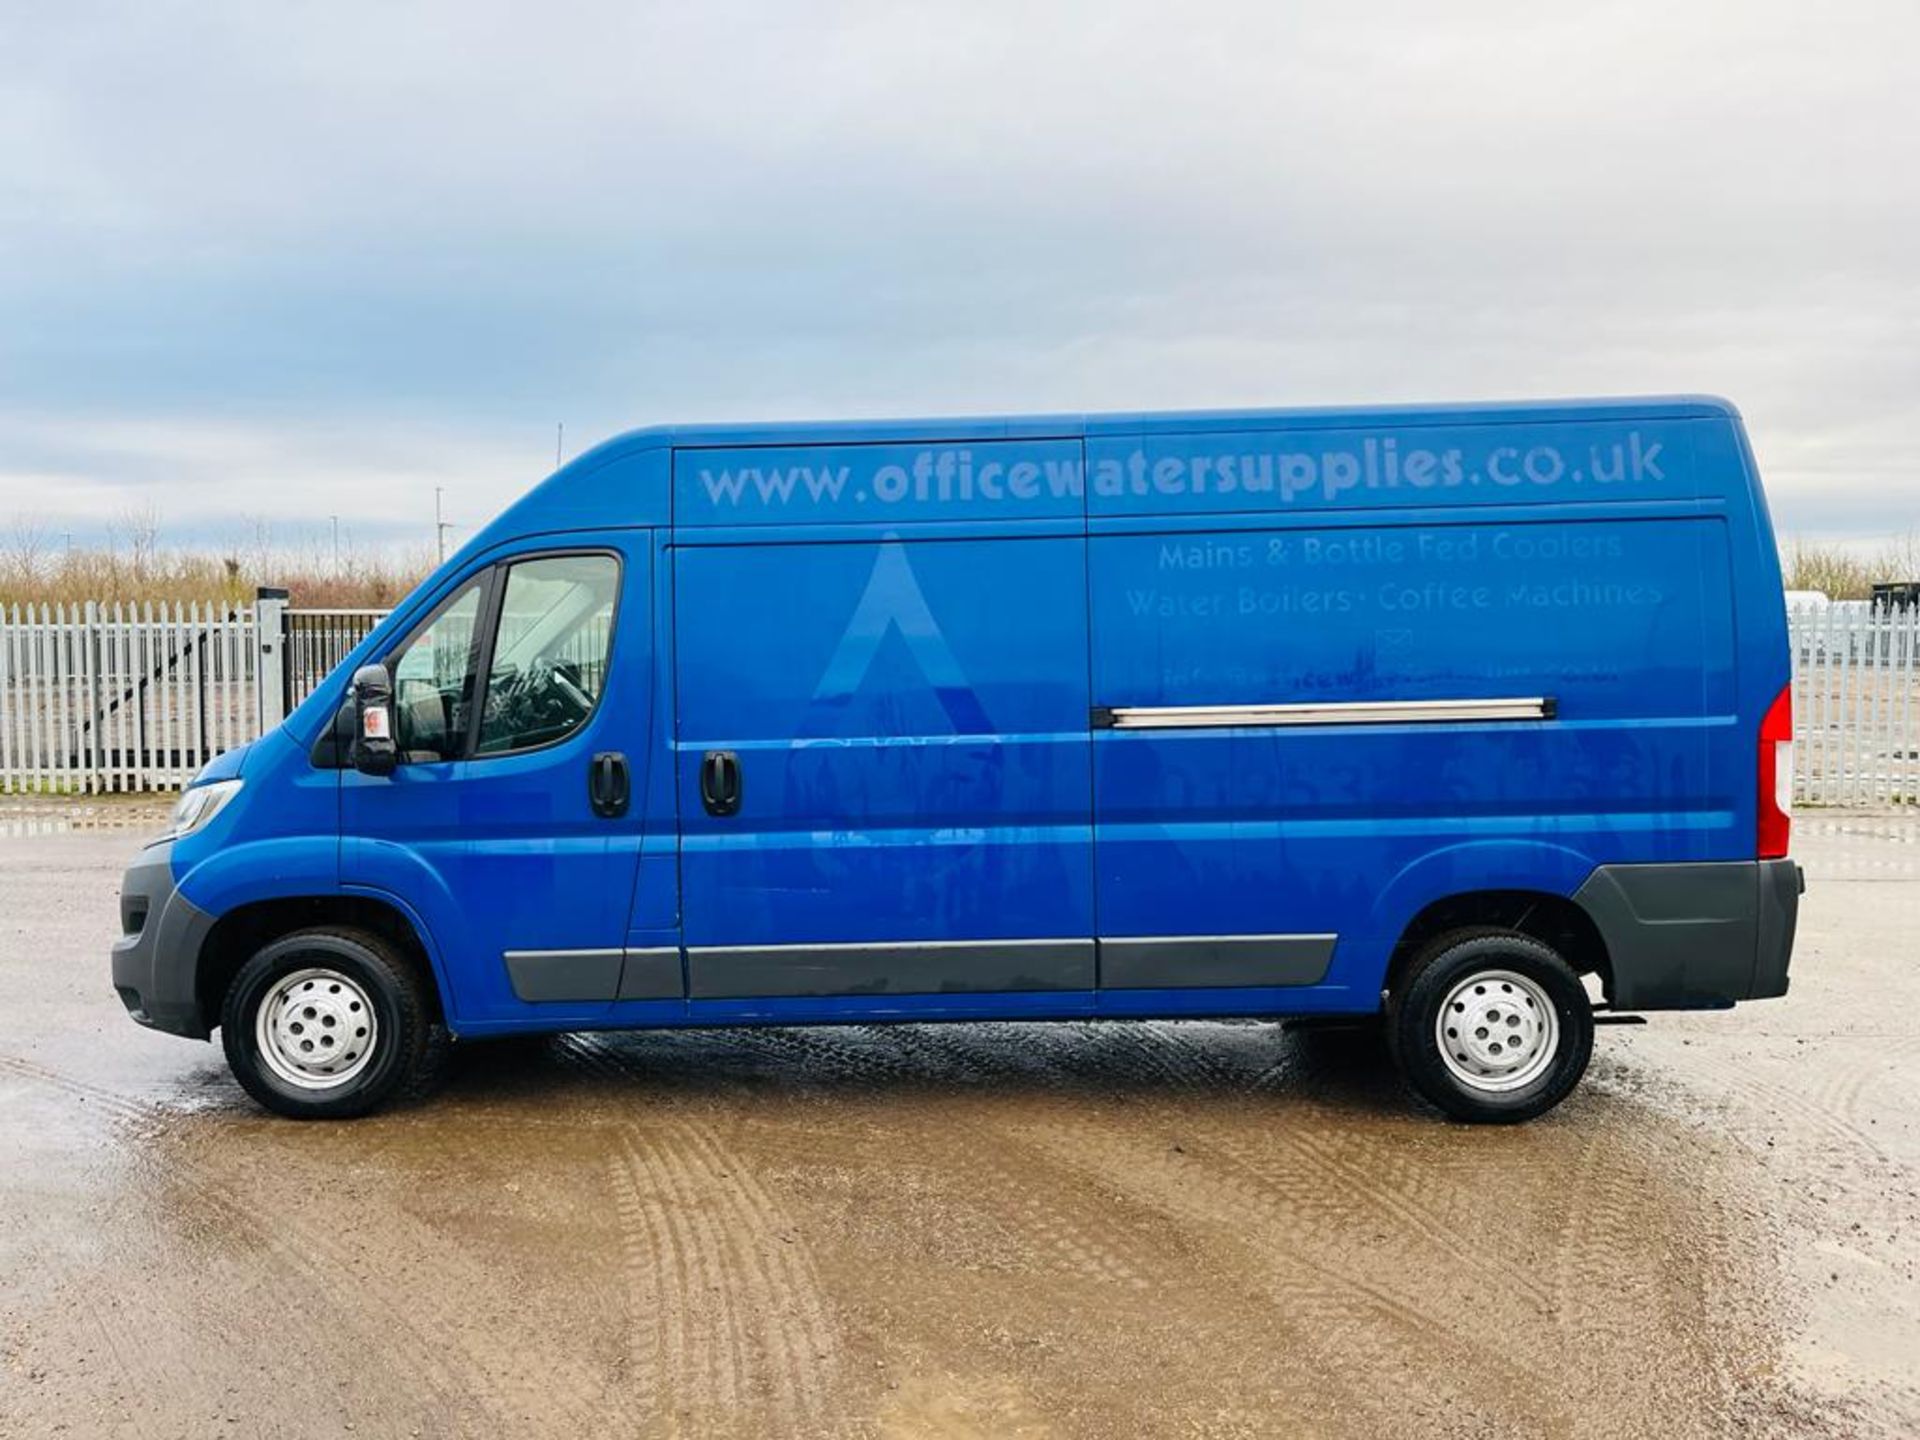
[1385,888,1613,1003]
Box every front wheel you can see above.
[1386,929,1594,1123]
[220,927,435,1119]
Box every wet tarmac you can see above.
[1,803,1916,1438]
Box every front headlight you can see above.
[154,779,244,845]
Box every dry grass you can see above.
[0,513,433,610]
[3,513,1914,610]
[1785,532,1920,599]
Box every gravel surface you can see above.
[0,804,1914,1437]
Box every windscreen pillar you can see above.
[254,587,290,734]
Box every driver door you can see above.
[341,537,655,1030]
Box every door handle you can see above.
[589,752,630,819]
[700,749,742,817]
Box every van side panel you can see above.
[1086,413,1752,1001]
[646,405,1781,1019]
[1090,513,1738,988]
[672,491,1096,997]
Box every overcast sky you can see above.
[2,1,1915,556]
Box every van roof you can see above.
[458,392,1750,568]
[562,394,1740,467]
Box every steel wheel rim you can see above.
[1434,967,1559,1094]
[255,967,379,1091]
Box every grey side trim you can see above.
[505,948,625,1004]
[1573,860,1799,1010]
[616,947,683,1001]
[1099,934,1336,989]
[1098,697,1554,730]
[688,939,1095,999]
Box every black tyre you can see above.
[1386,929,1594,1124]
[220,927,435,1119]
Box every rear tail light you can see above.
[1758,684,1793,859]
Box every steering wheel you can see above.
[484,658,591,738]
[546,663,594,716]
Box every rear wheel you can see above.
[1386,929,1593,1123]
[220,927,435,1119]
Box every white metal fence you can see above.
[0,595,1915,803]
[0,602,257,793]
[1789,603,1920,808]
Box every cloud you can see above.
[1,0,1916,547]
[0,413,531,552]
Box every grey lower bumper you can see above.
[111,841,217,1039]
[1573,858,1803,1010]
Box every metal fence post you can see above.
[254,587,290,734]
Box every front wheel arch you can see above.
[197,894,444,1033]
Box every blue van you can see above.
[112,397,1801,1122]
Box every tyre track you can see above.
[1138,1019,1250,1089]
[1089,1021,1220,1092]
[1005,1110,1573,1436]
[1542,1124,1764,1427]
[178,1157,575,1431]
[606,1132,692,1424]
[606,1118,839,1435]
[1806,1033,1920,1142]
[4,1054,618,1433]
[1679,1048,1892,1160]
[897,1020,1091,1088]
[0,1055,428,1419]
[875,1103,1162,1293]
[1210,1121,1557,1314]
[114,1148,480,1423]
[853,1027,1212,1295]
[564,1025,916,1095]
[1619,1129,1750,1423]
[863,1026,1556,1316]
[722,1023,923,1090]
[0,1052,177,1128]
[1548,1130,1664,1357]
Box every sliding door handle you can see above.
[700,750,742,817]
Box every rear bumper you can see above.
[1574,858,1803,1010]
[111,841,217,1039]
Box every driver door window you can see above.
[475,554,621,755]
[389,578,486,763]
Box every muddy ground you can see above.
[1,803,1915,1438]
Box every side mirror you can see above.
[350,663,399,777]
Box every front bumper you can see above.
[111,840,217,1038]
[1574,858,1803,1010]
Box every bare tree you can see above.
[114,502,163,581]
[5,514,49,587]
[1784,538,1871,599]
[242,514,275,588]
[1873,529,1920,584]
